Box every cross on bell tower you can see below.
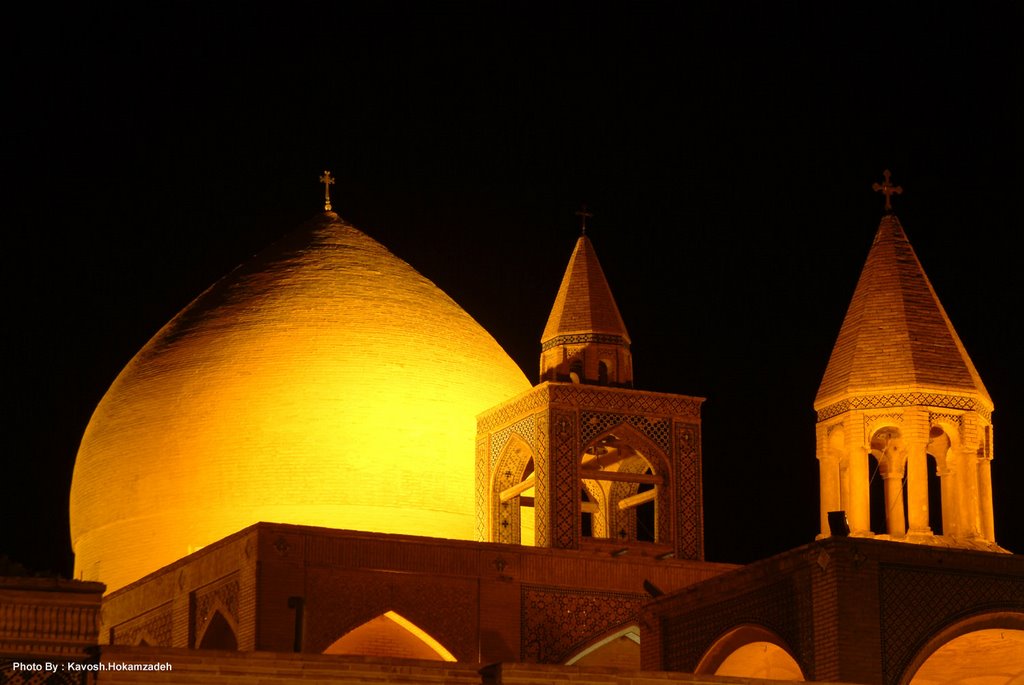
[575,204,593,235]
[872,169,903,213]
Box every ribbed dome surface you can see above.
[70,213,531,592]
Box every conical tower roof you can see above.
[541,235,630,344]
[815,213,991,410]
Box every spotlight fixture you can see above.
[827,510,851,537]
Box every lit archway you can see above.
[565,624,640,668]
[903,612,1024,685]
[696,624,804,680]
[323,611,456,661]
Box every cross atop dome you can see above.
[319,170,335,211]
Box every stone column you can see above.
[818,431,841,537]
[939,462,958,537]
[957,447,982,538]
[846,445,870,535]
[882,471,906,537]
[977,455,995,542]
[906,442,930,533]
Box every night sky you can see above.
[7,4,1020,576]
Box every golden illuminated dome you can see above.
[70,213,531,592]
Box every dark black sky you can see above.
[6,3,1020,575]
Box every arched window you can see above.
[569,359,583,384]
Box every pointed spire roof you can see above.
[815,214,991,410]
[542,235,630,344]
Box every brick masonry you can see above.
[642,537,1024,685]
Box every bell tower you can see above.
[814,172,1002,551]
[538,230,633,387]
[477,220,705,560]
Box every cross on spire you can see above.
[319,170,335,211]
[872,169,903,213]
[575,204,593,235]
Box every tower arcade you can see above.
[813,176,999,551]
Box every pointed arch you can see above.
[491,432,535,545]
[583,422,671,545]
[901,611,1024,685]
[565,623,640,668]
[695,624,804,680]
[323,610,457,661]
[197,609,238,651]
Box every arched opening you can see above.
[323,611,456,661]
[569,359,583,384]
[582,426,669,546]
[566,625,640,668]
[598,360,610,386]
[197,609,238,651]
[492,434,534,545]
[903,613,1024,685]
[696,624,803,680]
[926,426,952,536]
[870,426,907,537]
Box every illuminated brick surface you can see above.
[70,213,531,592]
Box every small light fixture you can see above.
[655,551,675,561]
[611,548,629,557]
[827,510,851,537]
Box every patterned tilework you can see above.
[817,393,990,422]
[659,576,814,676]
[478,387,549,434]
[192,574,240,647]
[550,385,702,418]
[521,584,645,663]
[111,603,173,646]
[674,423,703,560]
[879,564,1024,685]
[580,410,671,455]
[304,568,477,661]
[551,409,579,549]
[542,333,627,352]
[534,412,550,548]
[0,670,88,685]
[475,435,489,541]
